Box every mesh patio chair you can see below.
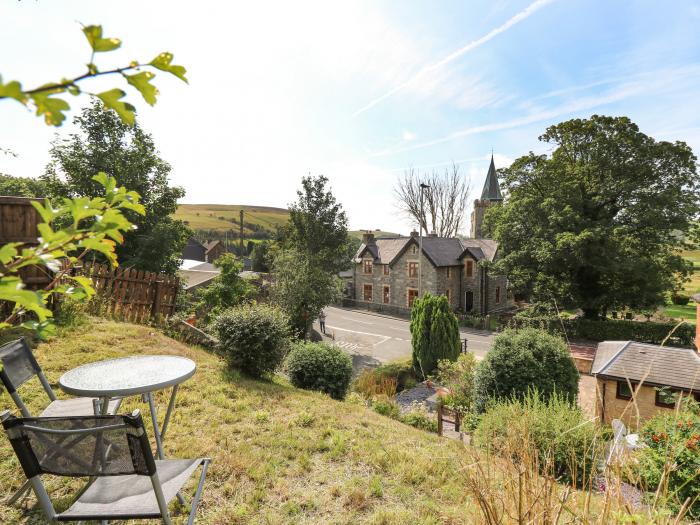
[0,337,122,505]
[0,337,122,418]
[1,409,210,524]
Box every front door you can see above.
[464,290,474,312]
[408,289,419,308]
[363,284,373,302]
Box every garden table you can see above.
[58,355,196,460]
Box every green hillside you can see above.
[349,230,401,240]
[174,204,289,238]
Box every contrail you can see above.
[352,0,557,117]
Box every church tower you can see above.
[470,155,503,238]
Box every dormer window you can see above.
[465,260,474,278]
[363,260,373,274]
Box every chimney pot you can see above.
[410,230,419,238]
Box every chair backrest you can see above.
[1,410,156,479]
[0,338,56,415]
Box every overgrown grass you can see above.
[174,203,288,234]
[0,319,692,523]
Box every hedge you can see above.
[509,316,694,347]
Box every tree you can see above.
[410,293,460,379]
[394,163,470,237]
[285,175,350,274]
[193,253,254,324]
[485,115,699,318]
[0,174,50,197]
[473,328,579,412]
[271,249,341,338]
[42,101,191,274]
[251,240,272,272]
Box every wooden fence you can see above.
[81,263,179,323]
[0,196,180,323]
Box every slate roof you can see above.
[354,236,498,267]
[204,240,223,252]
[592,341,700,392]
[480,155,503,201]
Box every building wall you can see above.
[206,244,226,263]
[595,379,676,429]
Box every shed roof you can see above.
[592,341,700,392]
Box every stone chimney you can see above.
[362,231,375,245]
[694,293,700,352]
[410,230,419,238]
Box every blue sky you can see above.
[1,1,699,234]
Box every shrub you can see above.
[637,398,700,519]
[374,358,417,391]
[353,369,397,398]
[436,353,477,415]
[410,293,460,379]
[400,402,438,433]
[474,391,601,485]
[474,328,579,412]
[671,293,690,306]
[370,395,401,419]
[286,342,353,400]
[510,315,695,347]
[214,304,291,378]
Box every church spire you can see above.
[480,154,503,201]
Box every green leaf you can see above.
[126,71,159,106]
[70,275,96,298]
[149,52,188,83]
[31,92,70,126]
[0,243,20,265]
[96,89,135,125]
[92,172,116,193]
[0,277,52,321]
[0,76,27,104]
[82,25,122,52]
[30,200,56,223]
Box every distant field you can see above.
[682,249,699,295]
[349,230,400,240]
[174,204,289,235]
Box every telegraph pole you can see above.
[418,182,430,298]
[239,209,244,254]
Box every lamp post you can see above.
[419,182,430,298]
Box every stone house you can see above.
[203,240,226,263]
[592,340,700,427]
[182,238,207,262]
[351,155,508,315]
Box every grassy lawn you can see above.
[0,318,476,524]
[174,204,289,234]
[682,249,700,296]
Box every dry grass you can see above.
[0,318,691,523]
[173,204,288,234]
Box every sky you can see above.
[1,1,700,235]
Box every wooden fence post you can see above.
[152,280,164,318]
[437,404,443,436]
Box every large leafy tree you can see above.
[485,115,699,318]
[42,101,190,274]
[285,175,350,274]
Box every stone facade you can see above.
[353,233,508,315]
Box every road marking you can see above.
[327,325,392,348]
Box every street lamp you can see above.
[419,182,430,298]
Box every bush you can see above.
[510,314,695,347]
[671,293,691,306]
[474,391,601,485]
[371,395,401,419]
[474,328,579,412]
[400,401,438,432]
[410,293,460,379]
[214,304,291,378]
[353,369,397,398]
[637,398,700,519]
[436,353,477,415]
[286,342,353,400]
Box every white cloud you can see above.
[352,0,557,116]
[402,130,416,141]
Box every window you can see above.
[655,387,679,408]
[447,267,451,279]
[363,260,373,274]
[465,260,474,278]
[616,381,637,400]
[383,265,390,276]
[408,262,418,278]
[495,286,501,304]
[411,245,418,254]
[407,289,419,308]
[363,284,373,302]
[383,285,390,304]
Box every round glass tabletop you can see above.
[59,355,196,397]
